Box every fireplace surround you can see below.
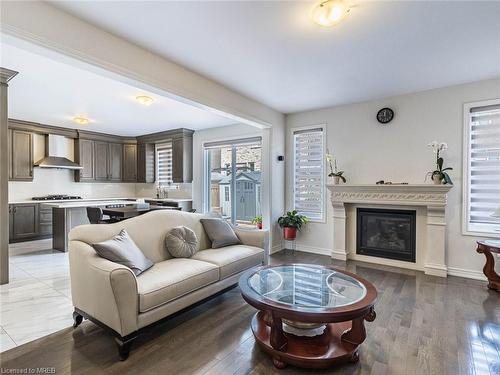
[327,184,452,277]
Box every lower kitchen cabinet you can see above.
[9,203,53,243]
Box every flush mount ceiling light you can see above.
[73,116,90,125]
[135,95,155,106]
[311,0,351,27]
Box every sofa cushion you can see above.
[191,245,264,279]
[200,218,241,248]
[137,258,219,312]
[165,226,199,258]
[92,229,153,276]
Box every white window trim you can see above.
[462,98,500,238]
[290,124,327,223]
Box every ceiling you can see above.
[50,1,500,114]
[0,43,234,136]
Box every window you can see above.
[156,142,173,186]
[464,100,500,236]
[293,127,325,221]
[204,137,262,224]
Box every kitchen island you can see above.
[42,199,137,252]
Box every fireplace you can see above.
[356,208,416,263]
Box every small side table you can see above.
[476,240,500,292]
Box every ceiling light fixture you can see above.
[135,95,154,106]
[311,0,350,27]
[73,116,90,125]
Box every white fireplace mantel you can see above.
[327,184,453,277]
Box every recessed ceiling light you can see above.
[73,116,90,125]
[311,0,350,27]
[135,95,155,106]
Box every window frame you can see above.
[462,99,500,238]
[291,124,327,223]
[155,142,173,187]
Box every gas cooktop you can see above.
[32,195,83,201]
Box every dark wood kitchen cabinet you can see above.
[94,141,109,181]
[108,143,123,181]
[137,143,155,183]
[172,130,193,183]
[9,203,53,243]
[9,203,39,242]
[74,138,95,182]
[122,143,137,182]
[10,129,33,181]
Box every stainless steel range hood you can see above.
[34,134,83,170]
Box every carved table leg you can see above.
[341,317,367,346]
[269,312,287,368]
[477,246,500,291]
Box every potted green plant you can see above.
[326,150,347,184]
[426,141,453,185]
[252,215,263,229]
[277,210,309,240]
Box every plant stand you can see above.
[284,238,296,253]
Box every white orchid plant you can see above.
[326,150,346,183]
[427,141,453,184]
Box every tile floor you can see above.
[0,239,74,352]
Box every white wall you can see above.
[286,78,500,278]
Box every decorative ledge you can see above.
[327,184,452,207]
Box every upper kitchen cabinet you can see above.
[136,143,155,183]
[137,128,193,184]
[108,142,123,181]
[75,131,135,182]
[123,143,137,182]
[172,130,193,183]
[74,138,95,182]
[10,129,33,181]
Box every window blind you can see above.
[156,142,173,186]
[467,104,500,233]
[293,128,324,220]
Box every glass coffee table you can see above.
[239,264,377,369]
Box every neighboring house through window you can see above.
[292,126,325,221]
[463,99,500,236]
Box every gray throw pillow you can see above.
[165,226,199,258]
[200,218,241,249]
[92,229,153,276]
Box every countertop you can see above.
[41,200,139,209]
[9,197,193,204]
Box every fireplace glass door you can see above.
[356,208,416,263]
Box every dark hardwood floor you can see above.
[1,250,499,374]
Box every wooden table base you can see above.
[251,311,361,369]
[476,241,500,292]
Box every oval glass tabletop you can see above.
[248,265,367,310]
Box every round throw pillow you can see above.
[165,226,199,258]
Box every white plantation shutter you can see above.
[293,128,325,220]
[466,103,500,234]
[156,142,173,186]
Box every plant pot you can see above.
[257,223,263,229]
[432,174,443,185]
[283,227,297,240]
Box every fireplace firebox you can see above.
[356,208,416,263]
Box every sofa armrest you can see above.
[69,240,139,336]
[234,228,269,264]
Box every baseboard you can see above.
[292,244,331,256]
[447,266,487,281]
[271,244,284,254]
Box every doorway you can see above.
[204,137,262,225]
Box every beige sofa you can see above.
[68,210,268,360]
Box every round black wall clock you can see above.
[377,108,394,124]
